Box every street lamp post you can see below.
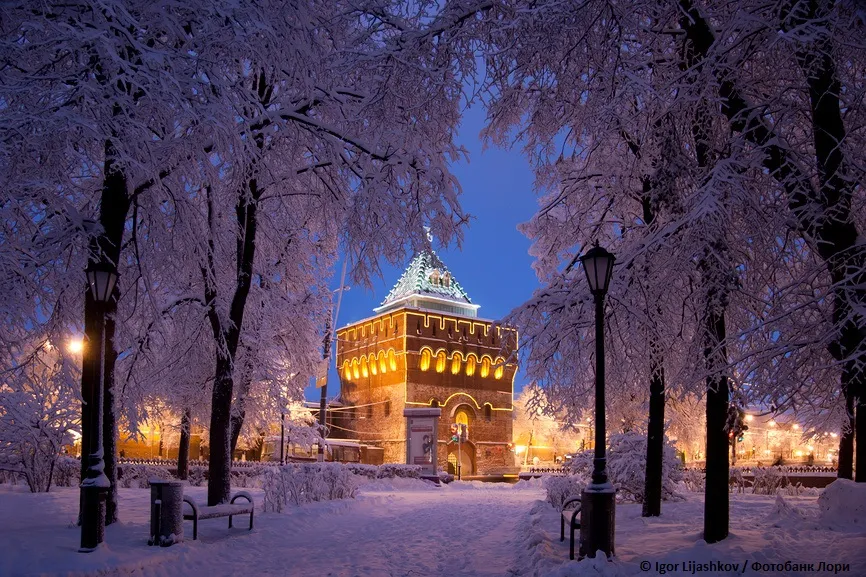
[578,243,616,559]
[80,261,117,552]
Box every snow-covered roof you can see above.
[374,250,479,316]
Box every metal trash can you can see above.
[148,479,184,546]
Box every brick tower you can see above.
[335,250,518,475]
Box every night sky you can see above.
[305,103,540,403]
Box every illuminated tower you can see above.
[336,250,518,475]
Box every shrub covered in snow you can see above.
[376,464,421,479]
[543,474,586,510]
[263,462,358,512]
[605,432,682,502]
[345,463,379,479]
[751,467,803,495]
[52,456,81,487]
[681,468,705,493]
[563,433,682,502]
[0,350,79,493]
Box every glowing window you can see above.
[455,407,470,438]
[480,357,491,378]
[352,359,360,379]
[435,350,447,373]
[465,355,476,377]
[342,361,351,381]
[451,352,462,375]
[494,357,504,380]
[370,355,378,376]
[388,349,397,371]
[361,357,369,378]
[420,348,432,371]
[378,351,387,374]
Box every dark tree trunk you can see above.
[103,288,120,525]
[229,408,246,458]
[177,408,192,481]
[204,177,260,505]
[703,305,730,544]
[838,388,854,479]
[643,349,666,516]
[79,137,130,523]
[639,190,667,518]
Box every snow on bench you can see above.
[559,496,582,560]
[183,491,254,540]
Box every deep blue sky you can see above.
[304,104,540,403]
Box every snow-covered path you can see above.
[154,483,538,577]
[0,481,544,577]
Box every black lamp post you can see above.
[578,243,616,559]
[80,261,117,552]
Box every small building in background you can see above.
[335,249,518,475]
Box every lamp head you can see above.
[85,261,118,303]
[579,243,615,295]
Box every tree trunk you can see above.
[838,379,855,479]
[643,344,666,516]
[207,356,235,505]
[856,398,865,482]
[78,136,130,523]
[103,288,120,525]
[177,408,191,481]
[703,305,730,544]
[204,177,260,505]
[641,190,667,518]
[229,408,246,458]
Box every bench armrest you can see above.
[231,491,253,506]
[561,496,582,512]
[183,496,199,517]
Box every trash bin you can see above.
[148,479,184,546]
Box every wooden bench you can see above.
[560,497,582,560]
[182,492,254,540]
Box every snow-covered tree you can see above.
[0,342,80,492]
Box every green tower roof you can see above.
[374,250,478,317]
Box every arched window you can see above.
[419,348,432,371]
[430,399,440,408]
[342,361,351,381]
[352,358,360,379]
[361,357,369,378]
[388,349,397,371]
[451,352,462,375]
[455,406,471,438]
[378,351,387,374]
[370,354,378,376]
[480,356,491,378]
[435,350,447,373]
[484,403,492,422]
[465,355,477,377]
[494,357,505,380]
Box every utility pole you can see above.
[317,318,331,463]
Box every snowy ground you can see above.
[1,478,864,577]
